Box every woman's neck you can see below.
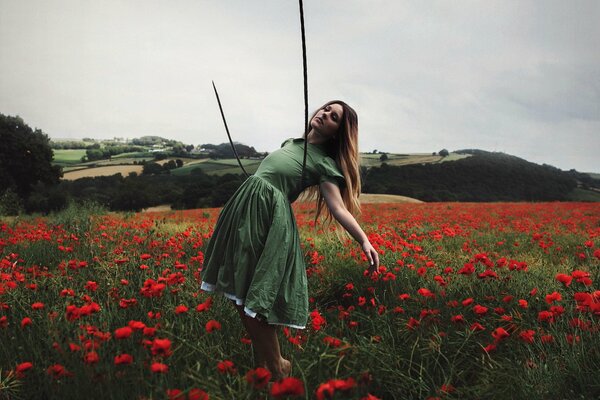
[306,129,328,145]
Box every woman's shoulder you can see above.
[280,137,295,148]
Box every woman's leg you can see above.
[233,303,291,380]
[234,304,266,368]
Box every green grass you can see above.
[567,188,600,202]
[52,149,87,164]
[171,159,262,176]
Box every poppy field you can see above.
[1,201,599,399]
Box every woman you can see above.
[200,100,380,380]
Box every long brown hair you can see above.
[298,100,361,242]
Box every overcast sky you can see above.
[1,0,598,172]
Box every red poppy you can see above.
[323,336,342,348]
[84,351,99,364]
[473,305,488,316]
[151,338,172,357]
[151,362,169,373]
[470,322,485,331]
[450,314,465,324]
[217,360,237,375]
[47,364,71,379]
[203,319,220,333]
[518,299,528,309]
[16,362,33,378]
[519,330,535,344]
[417,288,435,298]
[310,309,326,331]
[196,297,213,312]
[114,353,133,365]
[175,304,189,314]
[555,273,572,287]
[270,377,305,398]
[245,367,271,389]
[166,389,184,400]
[21,317,32,328]
[492,327,509,341]
[31,302,44,310]
[128,320,146,330]
[406,317,420,330]
[545,292,562,304]
[188,388,210,400]
[114,326,133,339]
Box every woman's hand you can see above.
[361,240,380,273]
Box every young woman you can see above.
[200,100,380,380]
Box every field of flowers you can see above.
[1,201,599,399]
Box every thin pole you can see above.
[212,80,250,178]
[298,0,309,190]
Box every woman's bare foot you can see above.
[271,358,291,381]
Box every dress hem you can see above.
[200,281,306,330]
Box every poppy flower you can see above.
[31,302,44,310]
[545,292,562,304]
[450,314,465,324]
[47,364,71,379]
[310,309,326,331]
[470,322,485,331]
[315,378,356,400]
[175,304,188,314]
[114,353,133,365]
[187,388,210,400]
[473,305,488,316]
[205,319,221,333]
[518,299,528,309]
[323,336,342,348]
[150,338,172,357]
[151,362,169,373]
[245,367,271,389]
[217,360,237,375]
[166,389,184,400]
[492,327,509,341]
[114,326,133,339]
[84,351,99,364]
[21,317,32,328]
[195,297,213,312]
[519,330,535,344]
[462,298,474,306]
[555,273,572,287]
[128,320,146,330]
[270,377,305,398]
[417,288,435,298]
[406,317,420,330]
[16,362,33,378]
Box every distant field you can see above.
[52,149,87,164]
[585,172,600,180]
[360,152,469,167]
[112,151,154,159]
[56,152,471,180]
[567,188,600,202]
[62,165,143,180]
[171,159,262,176]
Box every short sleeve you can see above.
[280,137,294,148]
[316,157,346,188]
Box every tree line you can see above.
[362,151,582,202]
[1,112,598,216]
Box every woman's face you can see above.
[310,103,344,140]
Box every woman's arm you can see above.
[320,181,380,269]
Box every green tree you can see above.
[0,114,62,198]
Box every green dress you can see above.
[200,137,346,329]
